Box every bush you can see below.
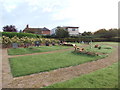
[2,36,59,48]
[1,32,42,38]
[93,37,120,42]
[58,37,120,42]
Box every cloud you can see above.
[0,0,119,32]
[2,0,23,12]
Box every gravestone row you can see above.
[12,41,56,48]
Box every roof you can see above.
[42,27,50,31]
[63,26,79,28]
[23,27,50,31]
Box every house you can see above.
[23,25,50,35]
[51,26,79,36]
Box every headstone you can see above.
[81,41,84,44]
[35,41,40,47]
[52,42,55,46]
[12,43,18,49]
[24,43,29,48]
[45,42,49,46]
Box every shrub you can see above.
[2,36,12,48]
[2,36,59,48]
[1,32,42,38]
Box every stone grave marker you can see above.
[45,41,49,46]
[52,42,55,46]
[35,41,40,47]
[12,43,18,49]
[24,43,29,48]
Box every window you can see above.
[72,28,76,31]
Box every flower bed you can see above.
[2,36,59,48]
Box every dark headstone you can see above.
[24,43,29,48]
[35,41,40,47]
[45,42,49,46]
[12,43,18,49]
[52,42,55,46]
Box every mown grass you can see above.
[45,62,118,88]
[8,45,72,55]
[9,50,106,77]
[85,45,113,54]
[92,42,118,45]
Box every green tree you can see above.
[81,31,92,36]
[94,29,107,38]
[94,28,118,38]
[55,26,69,38]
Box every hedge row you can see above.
[1,32,42,38]
[59,37,120,42]
[93,37,120,42]
[2,36,59,48]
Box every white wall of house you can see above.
[67,28,79,36]
[50,27,79,36]
[50,28,56,35]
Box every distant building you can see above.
[51,26,79,36]
[23,25,50,35]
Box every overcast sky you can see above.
[0,0,119,33]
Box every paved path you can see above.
[0,48,2,90]
[2,44,118,88]
[2,48,13,88]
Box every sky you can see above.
[0,0,119,33]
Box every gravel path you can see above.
[2,44,118,88]
[0,48,2,90]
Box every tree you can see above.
[94,29,107,38]
[55,26,69,38]
[19,30,23,33]
[103,28,117,38]
[81,31,92,36]
[94,29,107,35]
[3,25,17,32]
[94,28,118,38]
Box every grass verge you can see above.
[45,62,118,88]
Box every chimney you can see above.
[26,24,29,28]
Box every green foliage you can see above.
[2,36,59,48]
[93,37,120,42]
[94,28,119,38]
[81,31,92,36]
[46,62,118,88]
[2,36,12,47]
[55,27,69,38]
[1,32,41,38]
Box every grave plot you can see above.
[9,49,105,77]
[8,46,72,55]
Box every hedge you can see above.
[1,32,42,38]
[2,36,60,48]
[58,37,120,42]
[93,37,120,42]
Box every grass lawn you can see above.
[45,62,118,88]
[92,42,118,45]
[9,50,106,77]
[8,45,72,55]
[85,45,113,54]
